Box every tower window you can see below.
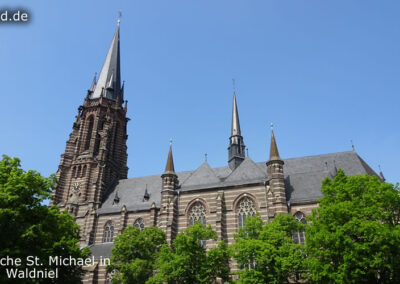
[77,166,81,178]
[292,212,306,244]
[134,218,145,231]
[237,197,256,229]
[103,221,114,242]
[85,116,94,150]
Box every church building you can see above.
[52,23,381,283]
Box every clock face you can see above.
[72,182,81,192]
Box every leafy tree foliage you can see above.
[231,214,307,284]
[306,169,400,283]
[108,226,167,284]
[148,222,231,284]
[0,155,89,284]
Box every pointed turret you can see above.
[90,23,122,103]
[164,144,175,175]
[266,125,287,215]
[268,129,282,162]
[161,142,179,190]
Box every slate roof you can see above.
[92,151,377,260]
[97,151,377,215]
[89,242,114,259]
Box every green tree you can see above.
[148,222,231,284]
[306,169,400,283]
[108,226,167,284]
[0,155,90,284]
[231,214,307,284]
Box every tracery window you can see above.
[188,202,207,247]
[103,221,114,242]
[188,202,207,226]
[292,212,306,244]
[237,197,256,229]
[134,218,145,231]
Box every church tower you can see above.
[52,23,128,244]
[228,91,246,170]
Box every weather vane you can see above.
[118,9,122,25]
[169,138,173,146]
[232,78,236,92]
[270,122,274,131]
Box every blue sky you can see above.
[1,1,398,184]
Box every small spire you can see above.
[205,153,208,162]
[269,126,282,161]
[231,90,241,136]
[164,142,175,174]
[89,72,97,92]
[351,140,355,151]
[246,148,249,157]
[378,165,386,182]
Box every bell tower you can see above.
[52,23,129,244]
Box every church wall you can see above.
[177,184,269,247]
[223,185,269,245]
[290,202,319,217]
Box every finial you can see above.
[246,148,249,157]
[270,122,274,131]
[378,165,382,172]
[232,78,236,92]
[117,9,122,25]
[169,138,173,146]
[205,153,208,162]
[351,140,355,151]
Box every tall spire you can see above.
[90,23,122,102]
[228,90,245,170]
[231,91,241,136]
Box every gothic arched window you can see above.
[85,116,94,150]
[103,221,114,242]
[77,166,81,178]
[293,212,306,244]
[134,218,145,231]
[237,197,256,229]
[82,165,87,177]
[188,202,207,226]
